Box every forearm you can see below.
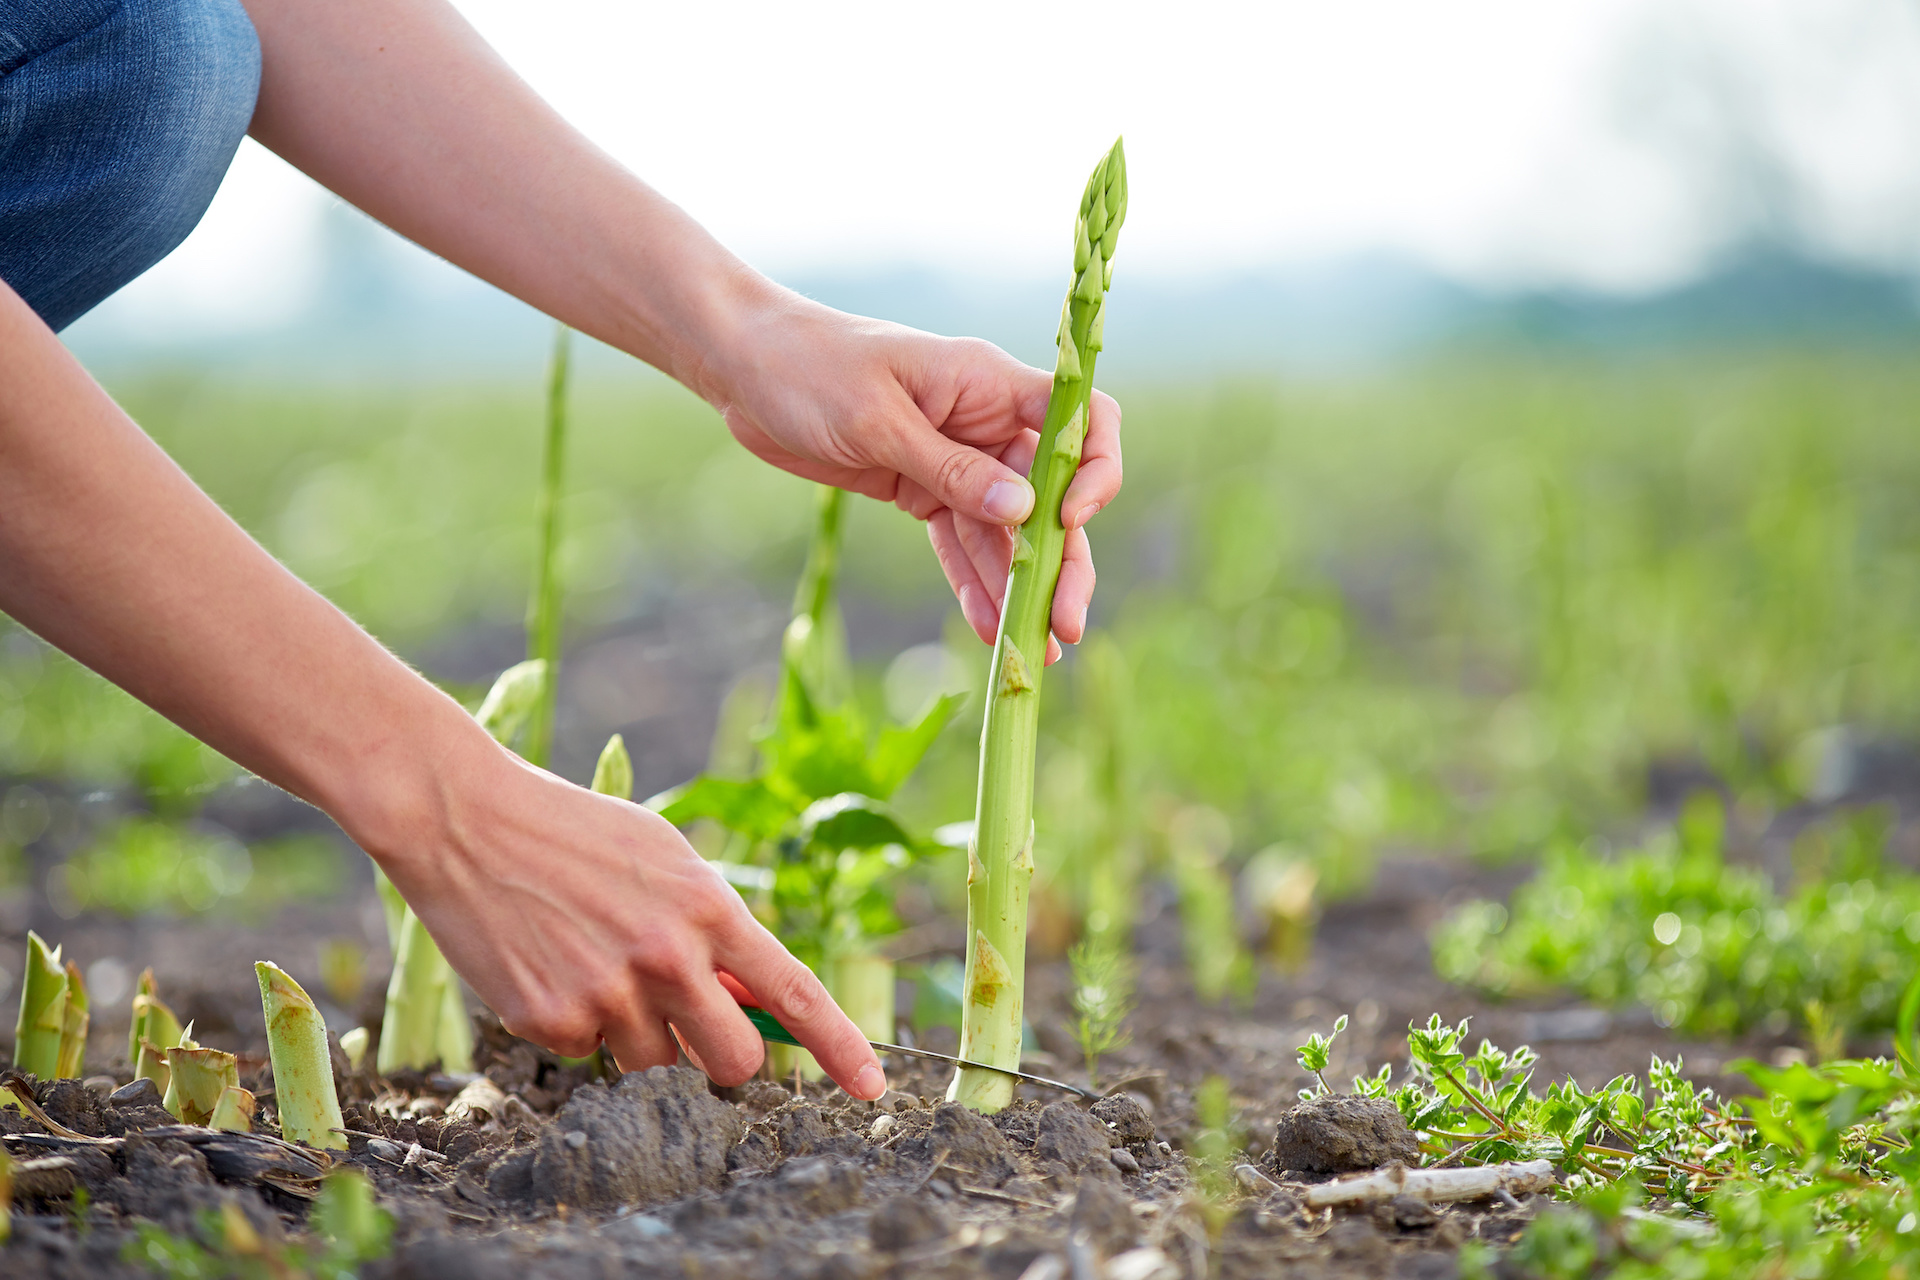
[240,0,768,399]
[0,283,483,868]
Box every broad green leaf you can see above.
[868,692,967,798]
[647,776,799,841]
[800,793,916,852]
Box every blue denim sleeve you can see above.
[0,0,261,331]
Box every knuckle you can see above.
[932,448,977,501]
[768,964,831,1025]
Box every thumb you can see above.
[890,421,1035,526]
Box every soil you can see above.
[1,843,1819,1280]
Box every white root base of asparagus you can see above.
[1302,1159,1557,1208]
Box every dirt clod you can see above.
[528,1065,743,1211]
[898,1101,1018,1188]
[870,1191,951,1252]
[1034,1101,1116,1178]
[1070,1179,1137,1255]
[1269,1095,1421,1174]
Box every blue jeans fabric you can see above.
[0,0,259,331]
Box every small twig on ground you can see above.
[1303,1159,1557,1209]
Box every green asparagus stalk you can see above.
[12,932,67,1079]
[256,962,348,1150]
[780,485,849,723]
[211,1085,256,1133]
[0,1142,10,1244]
[373,660,546,1073]
[54,961,87,1080]
[592,733,634,801]
[525,322,572,770]
[377,909,451,1074]
[948,138,1126,1113]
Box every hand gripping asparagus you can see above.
[948,139,1127,1113]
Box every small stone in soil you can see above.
[1109,1147,1139,1174]
[110,1077,164,1109]
[1268,1095,1421,1175]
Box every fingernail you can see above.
[853,1062,887,1100]
[1078,604,1088,636]
[984,480,1034,524]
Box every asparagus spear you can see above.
[12,932,67,1079]
[54,961,88,1080]
[948,139,1126,1113]
[256,962,348,1150]
[525,323,572,769]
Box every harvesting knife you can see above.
[737,1005,1099,1101]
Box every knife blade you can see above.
[738,1004,1098,1101]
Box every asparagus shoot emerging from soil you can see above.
[12,932,67,1079]
[54,961,87,1080]
[948,138,1126,1112]
[256,962,348,1150]
[592,733,634,801]
[525,323,572,770]
[129,968,184,1091]
[374,661,548,1073]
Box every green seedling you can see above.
[1436,797,1920,1044]
[12,931,67,1078]
[128,967,184,1091]
[256,961,347,1150]
[1067,935,1134,1092]
[651,484,963,1069]
[54,960,87,1080]
[1295,1013,1347,1097]
[949,138,1126,1113]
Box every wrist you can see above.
[667,258,796,410]
[313,686,509,891]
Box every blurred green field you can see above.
[6,349,1920,917]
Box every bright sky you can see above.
[92,0,1920,332]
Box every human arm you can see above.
[0,281,886,1097]
[238,0,1121,655]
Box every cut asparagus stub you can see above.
[950,139,1125,1114]
[211,1086,256,1133]
[592,733,634,800]
[12,932,67,1079]
[256,962,348,1150]
[54,961,88,1081]
[160,1022,201,1118]
[165,1045,239,1125]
